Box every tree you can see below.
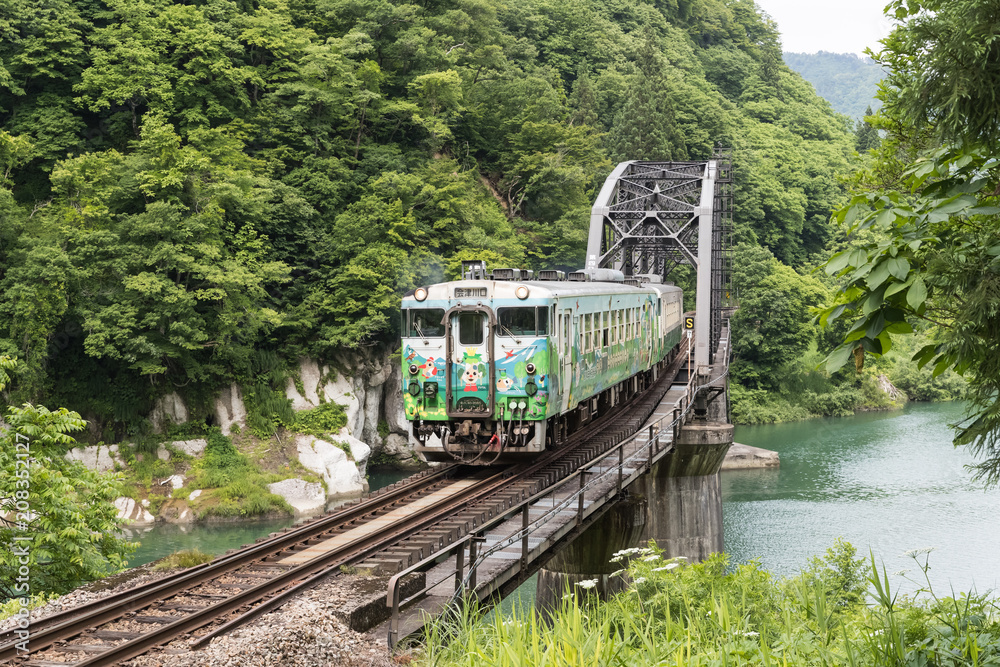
[0,355,136,600]
[730,243,828,390]
[605,35,687,162]
[854,106,880,152]
[821,0,1000,483]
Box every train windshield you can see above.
[498,307,548,336]
[406,309,445,338]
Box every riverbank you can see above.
[415,541,1000,667]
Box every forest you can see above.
[0,0,951,439]
[783,51,883,120]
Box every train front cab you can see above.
[402,289,549,463]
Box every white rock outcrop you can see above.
[284,354,418,465]
[114,497,155,524]
[295,435,366,498]
[150,392,189,433]
[188,489,202,501]
[336,433,371,477]
[162,474,185,490]
[171,439,208,456]
[215,383,247,435]
[267,478,326,515]
[65,444,122,473]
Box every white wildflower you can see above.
[633,577,646,585]
[652,563,680,572]
[892,569,911,577]
[610,547,645,563]
[642,555,660,562]
[562,593,575,601]
[611,569,625,577]
[741,631,759,638]
[576,579,598,590]
[902,547,935,558]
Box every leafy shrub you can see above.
[188,429,255,489]
[185,429,293,518]
[799,386,862,417]
[285,402,348,436]
[730,385,811,424]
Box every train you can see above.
[400,260,684,463]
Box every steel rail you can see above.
[66,465,524,667]
[0,464,458,661]
[188,357,688,655]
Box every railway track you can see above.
[3,346,687,666]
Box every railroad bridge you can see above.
[0,157,734,664]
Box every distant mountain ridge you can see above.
[783,51,884,120]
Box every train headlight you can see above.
[414,287,428,302]
[408,382,421,396]
[515,285,529,300]
[525,363,536,375]
[409,364,418,375]
[518,400,527,410]
[525,382,537,396]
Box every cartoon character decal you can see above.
[496,371,513,392]
[402,344,446,420]
[419,357,439,379]
[462,364,483,391]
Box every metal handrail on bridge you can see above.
[386,322,730,647]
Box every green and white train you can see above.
[401,261,684,463]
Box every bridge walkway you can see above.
[382,326,729,645]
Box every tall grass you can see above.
[417,541,1000,667]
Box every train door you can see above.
[562,308,573,411]
[448,310,493,415]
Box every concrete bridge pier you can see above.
[634,421,733,561]
[533,494,646,614]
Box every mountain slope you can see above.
[784,51,883,119]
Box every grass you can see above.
[0,592,61,622]
[153,549,215,571]
[418,541,1000,667]
[187,429,293,519]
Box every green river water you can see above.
[130,402,997,599]
[726,400,999,594]
[126,468,411,567]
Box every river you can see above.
[126,468,411,567]
[726,400,1000,595]
[129,403,997,599]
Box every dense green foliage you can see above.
[284,401,347,437]
[783,52,883,120]
[420,541,1000,666]
[0,0,864,435]
[821,0,1000,482]
[0,356,135,600]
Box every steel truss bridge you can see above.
[585,151,734,369]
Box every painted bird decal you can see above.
[419,357,439,378]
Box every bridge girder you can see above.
[585,155,733,367]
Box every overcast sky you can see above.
[753,0,895,56]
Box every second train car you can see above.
[401,261,683,463]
